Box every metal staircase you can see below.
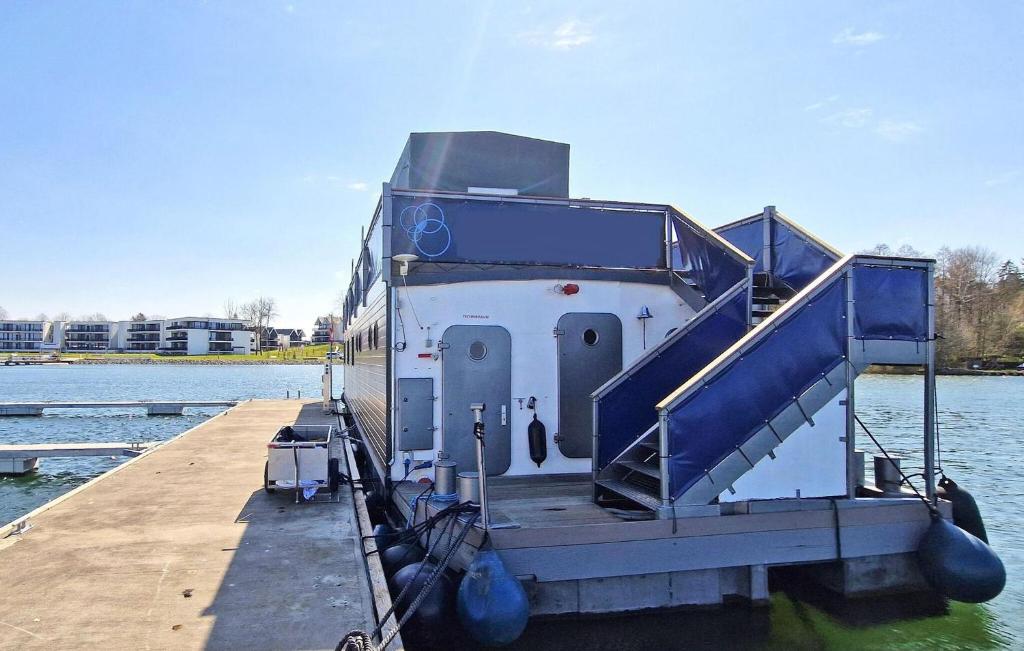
[751,273,790,325]
[594,273,793,511]
[595,251,934,515]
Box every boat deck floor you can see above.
[391,471,945,590]
[394,472,620,529]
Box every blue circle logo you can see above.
[399,202,452,257]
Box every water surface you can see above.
[1,368,1020,649]
[0,364,323,523]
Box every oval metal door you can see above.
[440,325,512,475]
[556,313,622,458]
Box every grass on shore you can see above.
[6,344,337,364]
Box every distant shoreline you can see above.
[73,357,322,366]
[868,365,1024,377]
[2,356,322,366]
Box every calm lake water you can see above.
[0,364,323,524]
[0,367,1020,649]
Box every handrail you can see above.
[657,254,855,412]
[592,278,750,471]
[715,208,842,289]
[670,206,754,268]
[773,210,843,260]
[716,209,842,260]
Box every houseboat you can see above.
[338,132,1002,642]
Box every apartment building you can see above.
[0,320,50,352]
[258,327,305,350]
[125,320,164,352]
[311,316,339,344]
[164,317,251,355]
[63,321,122,351]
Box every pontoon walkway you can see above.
[0,400,238,416]
[0,400,396,650]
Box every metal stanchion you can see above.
[470,403,489,532]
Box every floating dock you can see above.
[1,357,71,366]
[0,400,398,650]
[0,441,157,474]
[0,400,238,416]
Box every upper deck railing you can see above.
[715,206,842,293]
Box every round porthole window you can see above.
[582,328,600,346]
[468,341,488,361]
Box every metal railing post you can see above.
[924,262,937,505]
[762,205,774,277]
[844,268,857,498]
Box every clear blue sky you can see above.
[2,2,1021,329]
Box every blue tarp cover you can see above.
[666,278,847,498]
[771,220,836,290]
[853,264,929,341]
[390,196,666,268]
[672,217,748,302]
[596,289,749,469]
[716,220,765,273]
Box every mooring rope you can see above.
[854,414,940,518]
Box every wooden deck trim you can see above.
[346,439,403,650]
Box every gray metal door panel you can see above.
[557,313,622,458]
[441,325,511,475]
[397,378,434,451]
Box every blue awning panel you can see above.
[390,195,666,269]
[853,264,929,341]
[771,219,836,290]
[672,218,748,303]
[716,220,765,273]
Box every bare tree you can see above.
[253,297,279,355]
[859,243,924,258]
[35,313,48,321]
[54,311,73,322]
[0,305,7,320]
[935,246,1003,363]
[240,299,266,354]
[860,243,893,256]
[131,312,147,322]
[895,244,924,258]
[80,312,108,322]
[223,299,239,319]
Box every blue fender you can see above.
[918,516,1005,603]
[457,550,529,646]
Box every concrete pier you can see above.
[0,400,393,650]
[0,400,238,416]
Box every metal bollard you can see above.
[470,402,489,531]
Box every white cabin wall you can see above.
[720,392,848,502]
[392,279,695,481]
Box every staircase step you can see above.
[596,479,661,511]
[621,460,661,480]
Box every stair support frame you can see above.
[658,411,670,508]
[923,261,937,506]
[844,271,858,498]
